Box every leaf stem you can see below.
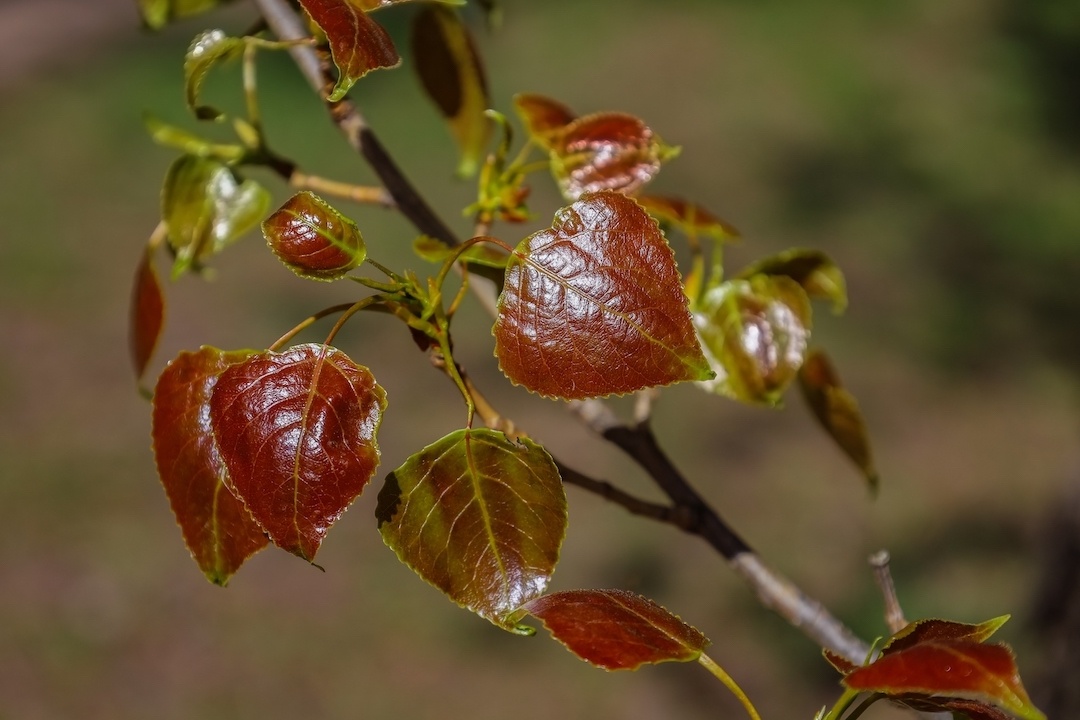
[843,693,883,720]
[432,235,513,294]
[242,42,262,132]
[823,688,861,720]
[323,296,382,347]
[268,302,357,352]
[697,653,762,720]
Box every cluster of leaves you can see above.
[130,1,1041,718]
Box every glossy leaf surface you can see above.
[413,235,508,269]
[161,155,270,278]
[130,247,165,382]
[843,640,1045,720]
[184,30,243,121]
[524,589,709,670]
[694,275,812,406]
[636,195,740,242]
[513,93,576,150]
[144,113,246,163]
[550,113,676,201]
[798,349,877,490]
[412,5,492,176]
[152,348,268,584]
[210,344,386,561]
[882,616,1010,655]
[494,192,713,399]
[377,428,566,630]
[299,0,401,102]
[262,192,366,281]
[138,0,229,30]
[736,249,847,314]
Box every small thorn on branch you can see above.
[869,550,907,634]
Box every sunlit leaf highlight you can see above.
[152,348,269,585]
[184,30,244,121]
[377,428,567,630]
[494,192,713,399]
[210,344,387,561]
[412,5,492,176]
[524,589,709,670]
[298,0,401,102]
[263,192,366,281]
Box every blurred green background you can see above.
[3,0,1080,718]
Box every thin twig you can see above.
[289,172,396,208]
[869,550,907,634]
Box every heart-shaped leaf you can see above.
[736,249,847,314]
[694,275,812,406]
[138,0,232,30]
[210,344,387,561]
[152,347,269,585]
[494,192,713,399]
[513,93,576,150]
[184,29,244,121]
[376,428,567,630]
[262,192,366,281]
[550,113,678,201]
[524,589,709,670]
[161,155,270,279]
[798,349,877,491]
[636,195,741,242]
[843,640,1045,720]
[412,5,492,177]
[130,247,165,382]
[298,0,402,102]
[882,616,1010,656]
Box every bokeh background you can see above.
[2,0,1080,718]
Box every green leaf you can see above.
[736,249,847,314]
[130,246,165,382]
[376,428,567,630]
[524,589,709,670]
[184,30,244,121]
[152,347,269,585]
[494,192,713,400]
[411,5,492,177]
[798,349,878,491]
[144,113,246,163]
[210,344,387,561]
[694,275,812,406]
[161,155,270,279]
[413,235,508,268]
[262,192,366,281]
[137,0,233,30]
[298,0,402,102]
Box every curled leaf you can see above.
[882,616,1011,655]
[412,5,492,177]
[494,192,713,400]
[130,246,165,382]
[298,0,401,102]
[413,235,508,268]
[161,155,270,278]
[144,113,246,164]
[376,428,567,630]
[694,275,812,406]
[636,195,740,242]
[524,589,709,670]
[184,30,244,121]
[262,192,366,281]
[152,348,268,585]
[798,349,877,491]
[843,640,1045,720]
[210,344,386,561]
[823,649,859,675]
[351,0,464,9]
[550,113,678,201]
[513,93,576,150]
[736,249,847,314]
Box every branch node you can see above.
[869,550,907,634]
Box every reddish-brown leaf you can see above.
[412,5,492,176]
[494,192,713,400]
[513,93,576,149]
[352,0,463,10]
[550,113,676,201]
[843,640,1045,720]
[210,343,387,561]
[882,616,1010,656]
[376,428,567,630]
[299,0,401,102]
[798,349,877,490]
[152,348,268,585]
[636,195,740,242]
[130,247,166,382]
[524,589,709,670]
[823,649,859,675]
[262,192,366,281]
